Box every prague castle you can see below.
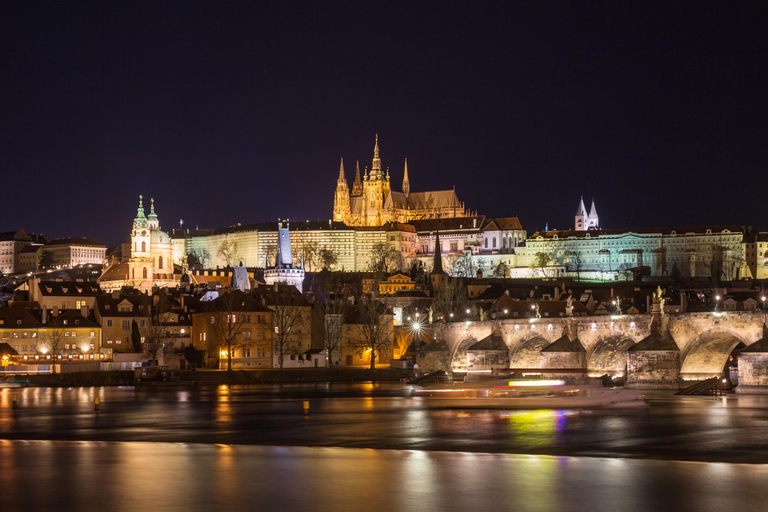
[333,135,469,226]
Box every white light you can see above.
[466,309,470,314]
[504,309,508,314]
[630,322,635,328]
[715,295,721,301]
[591,323,596,329]
[508,380,565,387]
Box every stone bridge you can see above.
[430,312,766,386]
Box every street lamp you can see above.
[714,295,721,314]
[761,296,766,324]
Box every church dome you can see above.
[150,229,172,246]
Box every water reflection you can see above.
[1,441,766,512]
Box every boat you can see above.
[411,378,647,409]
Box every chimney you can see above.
[554,287,560,300]
[42,307,48,325]
[52,306,59,316]
[80,305,88,318]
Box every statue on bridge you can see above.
[652,286,666,315]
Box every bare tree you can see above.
[300,240,319,271]
[209,290,250,372]
[368,242,401,274]
[432,277,468,322]
[262,284,305,369]
[38,323,65,373]
[187,248,211,269]
[217,238,239,267]
[0,271,13,307]
[313,274,352,367]
[141,297,170,366]
[493,260,509,278]
[355,296,395,369]
[319,248,339,270]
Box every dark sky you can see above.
[2,2,767,247]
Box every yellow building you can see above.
[333,136,469,227]
[362,273,417,295]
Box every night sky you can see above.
[2,2,767,247]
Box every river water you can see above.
[1,384,768,511]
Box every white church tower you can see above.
[575,197,599,231]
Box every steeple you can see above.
[332,158,351,222]
[432,231,444,275]
[575,196,588,231]
[352,160,363,196]
[147,197,159,229]
[402,157,410,197]
[587,198,599,230]
[369,134,383,179]
[133,195,148,230]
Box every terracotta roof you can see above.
[493,217,524,230]
[98,263,129,282]
[37,281,101,296]
[409,216,486,233]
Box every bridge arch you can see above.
[587,335,638,377]
[680,328,750,380]
[450,336,480,372]
[509,335,550,369]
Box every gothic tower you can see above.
[402,157,410,197]
[332,158,351,223]
[587,199,599,230]
[362,135,390,226]
[351,160,363,197]
[575,197,588,231]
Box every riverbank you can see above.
[13,368,414,387]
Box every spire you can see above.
[337,158,346,182]
[402,157,410,197]
[133,194,148,229]
[589,198,598,217]
[352,160,363,196]
[370,134,383,179]
[147,197,159,228]
[576,196,587,216]
[432,231,445,275]
[137,195,145,215]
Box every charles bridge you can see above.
[423,311,768,391]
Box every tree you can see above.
[313,273,352,367]
[140,295,175,366]
[130,319,142,352]
[0,271,13,308]
[451,251,477,278]
[368,242,401,274]
[182,344,207,369]
[529,252,551,278]
[493,260,509,278]
[187,248,211,269]
[300,241,319,271]
[209,290,250,372]
[217,238,239,267]
[431,277,468,322]
[263,285,305,369]
[566,251,583,281]
[38,325,65,373]
[38,250,56,270]
[319,248,339,270]
[355,295,395,369]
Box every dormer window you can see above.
[105,305,110,310]
[63,320,68,325]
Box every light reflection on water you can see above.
[0,441,766,512]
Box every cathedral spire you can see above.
[337,158,346,182]
[370,134,383,179]
[432,231,444,275]
[402,157,410,197]
[352,160,362,196]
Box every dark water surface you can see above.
[2,384,768,511]
[2,384,768,462]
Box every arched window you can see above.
[502,236,507,249]
[484,238,488,249]
[141,241,146,252]
[132,268,135,279]
[143,267,148,279]
[159,256,163,269]
[492,237,497,248]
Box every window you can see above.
[242,348,251,357]
[90,331,95,337]
[484,239,488,248]
[159,256,163,269]
[122,320,130,330]
[228,314,237,323]
[141,241,146,252]
[180,328,185,334]
[90,343,95,350]
[64,344,70,349]
[106,320,112,327]
[143,267,148,279]
[64,331,69,337]
[116,338,122,344]
[210,316,215,325]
